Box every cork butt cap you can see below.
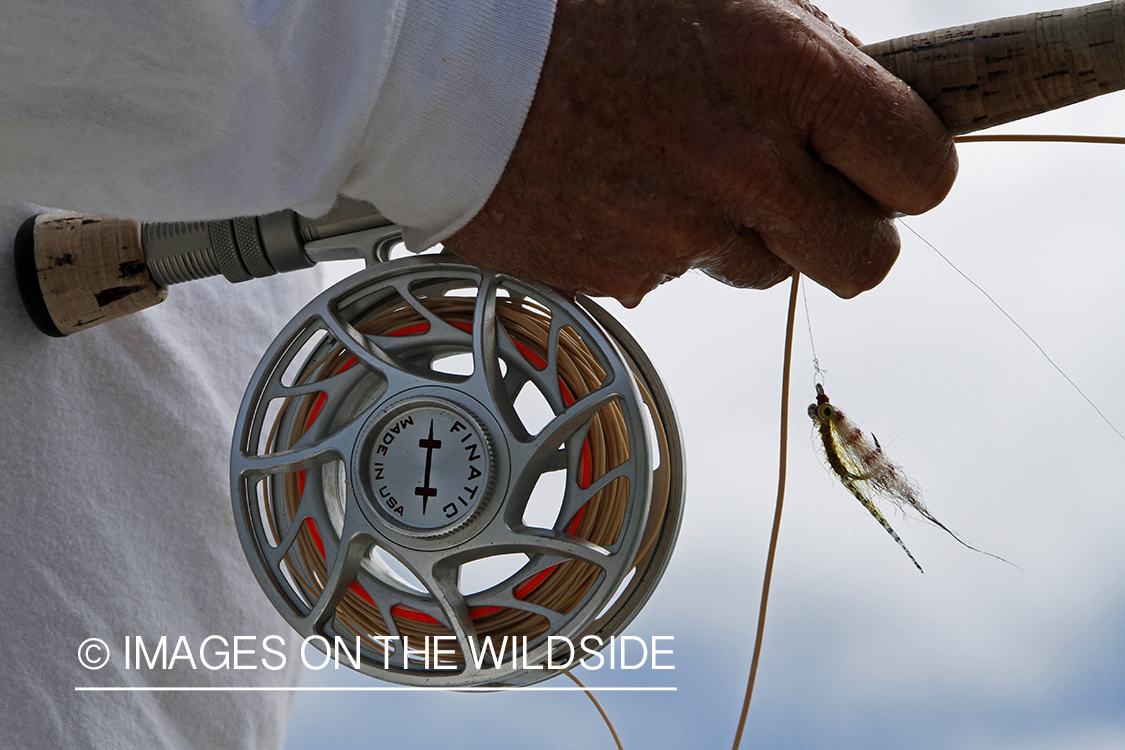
[14,213,167,337]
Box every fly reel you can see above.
[231,255,684,687]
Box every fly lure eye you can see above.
[818,403,834,420]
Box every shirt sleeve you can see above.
[340,0,557,251]
[0,0,556,248]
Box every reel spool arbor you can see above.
[231,256,684,687]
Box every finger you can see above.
[795,17,959,215]
[692,227,793,290]
[708,138,901,297]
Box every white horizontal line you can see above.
[75,686,675,692]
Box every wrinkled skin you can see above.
[445,0,957,306]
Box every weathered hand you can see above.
[444,0,957,305]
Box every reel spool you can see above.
[231,255,684,687]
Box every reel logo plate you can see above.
[354,395,496,540]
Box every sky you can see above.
[282,2,1125,748]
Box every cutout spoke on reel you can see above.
[314,308,437,396]
[231,256,685,687]
[490,527,612,568]
[265,502,323,569]
[232,417,363,478]
[528,389,626,461]
[500,317,568,413]
[390,560,475,664]
[466,272,536,442]
[558,462,635,539]
[299,526,375,633]
[500,389,631,514]
[265,370,348,401]
[389,275,465,335]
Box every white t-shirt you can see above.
[0,1,554,747]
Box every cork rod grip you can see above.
[861,0,1125,135]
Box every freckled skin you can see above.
[446,0,958,305]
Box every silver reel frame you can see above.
[231,256,684,687]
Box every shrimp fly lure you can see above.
[808,383,1013,572]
